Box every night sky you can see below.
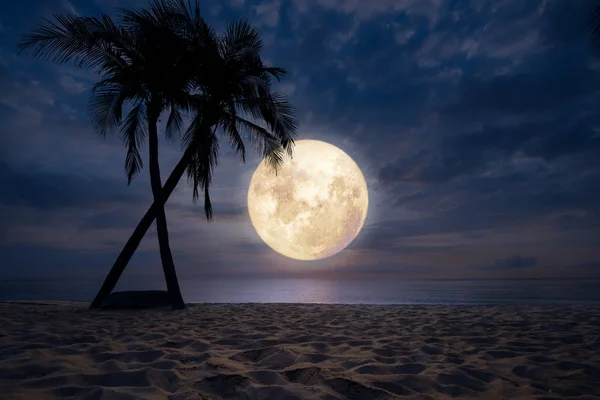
[1,0,599,282]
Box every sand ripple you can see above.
[1,302,600,399]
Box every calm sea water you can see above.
[1,278,599,305]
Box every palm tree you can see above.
[18,2,196,309]
[19,0,298,309]
[87,2,297,309]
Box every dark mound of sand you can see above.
[100,290,173,309]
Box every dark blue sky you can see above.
[1,0,599,281]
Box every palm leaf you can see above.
[165,106,183,139]
[120,103,147,183]
[88,83,128,137]
[18,13,129,72]
[233,115,286,169]
[183,114,219,219]
[221,101,246,162]
[235,90,297,153]
[219,19,262,60]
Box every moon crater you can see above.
[247,140,369,260]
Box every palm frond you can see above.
[219,19,262,61]
[233,116,286,170]
[165,106,183,139]
[261,92,298,154]
[221,101,246,162]
[262,66,287,82]
[120,103,147,183]
[178,16,298,213]
[183,115,219,219]
[235,90,298,154]
[88,82,128,137]
[18,13,128,71]
[119,0,201,44]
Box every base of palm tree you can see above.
[97,290,185,310]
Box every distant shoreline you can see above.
[3,277,600,281]
[2,300,600,307]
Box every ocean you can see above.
[1,277,599,305]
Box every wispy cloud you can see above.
[473,256,538,271]
[1,0,599,280]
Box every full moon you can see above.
[247,140,369,260]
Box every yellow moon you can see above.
[247,140,369,260]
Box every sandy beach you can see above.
[1,302,599,399]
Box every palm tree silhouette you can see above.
[19,0,297,309]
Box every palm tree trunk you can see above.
[89,116,214,310]
[89,148,191,309]
[146,107,185,310]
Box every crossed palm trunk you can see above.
[89,134,196,309]
[145,104,185,310]
[91,101,189,310]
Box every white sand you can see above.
[1,302,599,399]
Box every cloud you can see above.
[61,0,79,15]
[254,0,280,27]
[0,71,55,110]
[378,113,600,186]
[378,149,484,184]
[1,0,600,281]
[473,256,538,271]
[569,262,600,270]
[0,244,162,280]
[446,58,599,116]
[0,162,143,210]
[57,72,87,94]
[79,208,147,230]
[292,0,444,21]
[169,201,248,223]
